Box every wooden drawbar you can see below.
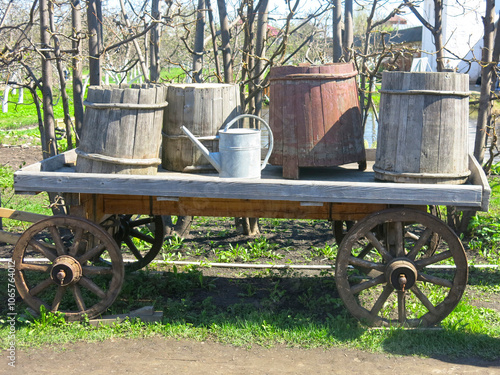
[374,71,470,184]
[76,84,167,175]
[269,63,366,179]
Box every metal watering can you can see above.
[181,114,274,178]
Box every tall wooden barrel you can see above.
[162,83,241,172]
[76,84,167,175]
[269,63,365,179]
[374,71,470,184]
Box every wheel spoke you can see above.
[28,239,57,261]
[370,284,394,316]
[398,291,407,324]
[30,277,54,296]
[348,256,385,272]
[129,217,154,227]
[124,236,144,260]
[394,222,404,257]
[350,274,386,294]
[129,228,155,244]
[77,243,106,264]
[51,286,67,311]
[82,265,114,276]
[19,263,51,272]
[418,272,453,288]
[70,284,87,312]
[356,243,374,259]
[415,250,452,268]
[407,227,434,260]
[79,276,106,299]
[410,285,437,314]
[365,231,392,262]
[68,227,84,257]
[48,225,66,256]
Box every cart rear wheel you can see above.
[113,215,165,272]
[13,216,124,321]
[335,208,467,327]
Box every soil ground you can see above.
[1,145,500,374]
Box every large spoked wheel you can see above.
[335,208,468,327]
[113,215,165,273]
[13,216,124,321]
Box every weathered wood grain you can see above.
[14,153,487,210]
[161,83,241,172]
[269,63,365,179]
[375,71,469,184]
[75,85,165,175]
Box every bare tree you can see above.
[474,0,497,165]
[72,0,84,143]
[406,0,445,72]
[87,0,102,85]
[40,0,57,159]
[332,0,342,62]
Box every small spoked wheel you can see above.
[113,215,165,272]
[13,216,124,321]
[335,208,468,327]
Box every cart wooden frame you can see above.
[4,149,491,326]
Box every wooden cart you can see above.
[6,149,491,327]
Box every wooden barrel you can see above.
[76,84,167,175]
[374,71,470,184]
[162,83,241,172]
[269,63,365,179]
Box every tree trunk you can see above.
[87,0,102,85]
[332,0,342,62]
[433,0,444,72]
[192,0,206,83]
[49,1,73,150]
[40,0,57,159]
[254,0,268,118]
[72,0,84,144]
[149,0,160,82]
[343,0,353,61]
[217,0,233,83]
[206,0,221,82]
[474,0,496,165]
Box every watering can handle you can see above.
[223,114,274,171]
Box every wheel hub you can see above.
[50,255,83,286]
[385,259,418,291]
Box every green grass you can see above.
[0,87,73,130]
[1,267,498,360]
[0,165,51,230]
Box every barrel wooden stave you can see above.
[269,63,365,179]
[162,83,241,172]
[374,71,469,184]
[76,84,166,175]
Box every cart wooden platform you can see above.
[6,149,491,327]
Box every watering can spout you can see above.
[181,126,222,172]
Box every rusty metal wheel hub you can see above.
[385,259,418,291]
[50,255,82,286]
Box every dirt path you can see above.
[3,337,499,375]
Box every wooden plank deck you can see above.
[14,149,490,212]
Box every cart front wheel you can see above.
[335,208,467,327]
[13,216,124,321]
